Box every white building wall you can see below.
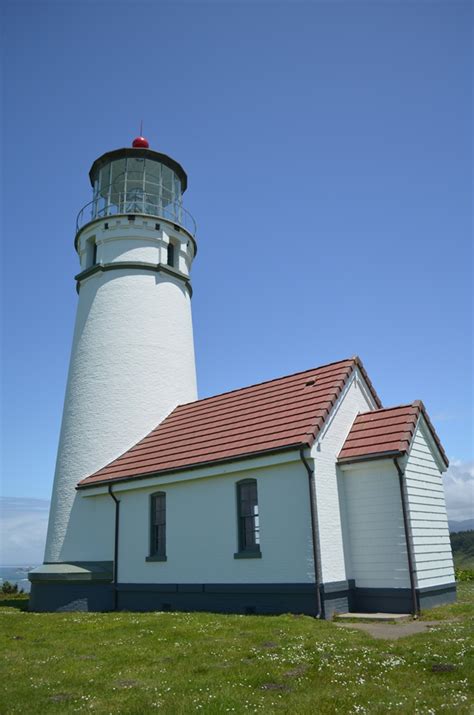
[116,459,314,584]
[45,219,198,563]
[60,494,115,562]
[404,420,455,589]
[311,371,377,584]
[79,219,192,276]
[341,461,410,588]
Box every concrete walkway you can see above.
[336,612,411,622]
[335,619,443,640]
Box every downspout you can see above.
[108,484,120,611]
[300,446,323,618]
[393,457,419,617]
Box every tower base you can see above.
[28,562,113,612]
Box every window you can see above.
[235,480,261,558]
[86,236,97,268]
[167,242,175,267]
[147,492,167,561]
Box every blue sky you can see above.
[1,1,472,561]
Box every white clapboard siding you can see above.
[408,488,446,500]
[405,420,455,588]
[407,494,447,506]
[415,554,452,565]
[412,535,451,546]
[342,462,410,589]
[413,544,452,554]
[410,516,450,525]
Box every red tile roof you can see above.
[78,356,382,488]
[338,400,448,467]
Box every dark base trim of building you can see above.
[351,583,457,613]
[29,574,456,617]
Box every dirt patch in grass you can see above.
[48,693,73,703]
[283,665,309,678]
[260,682,292,691]
[431,663,457,673]
[115,679,141,688]
[336,619,449,640]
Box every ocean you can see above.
[0,566,37,594]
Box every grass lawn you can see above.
[1,584,473,714]
[454,554,474,571]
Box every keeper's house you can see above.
[31,357,455,617]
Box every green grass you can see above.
[451,531,474,571]
[454,553,474,571]
[1,585,473,714]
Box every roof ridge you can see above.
[176,357,357,409]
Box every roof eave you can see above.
[412,400,449,468]
[338,449,405,466]
[77,442,308,491]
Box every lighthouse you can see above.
[43,135,198,564]
[29,136,456,618]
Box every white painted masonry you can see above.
[59,493,115,562]
[78,218,193,275]
[114,458,314,584]
[404,418,455,589]
[44,216,198,563]
[310,369,378,584]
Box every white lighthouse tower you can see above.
[43,135,198,564]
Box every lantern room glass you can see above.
[93,156,183,223]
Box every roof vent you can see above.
[305,379,316,387]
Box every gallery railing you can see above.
[76,192,197,236]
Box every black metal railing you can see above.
[76,192,196,236]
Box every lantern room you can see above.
[76,139,196,236]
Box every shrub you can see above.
[1,581,24,595]
[455,567,474,582]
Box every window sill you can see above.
[146,555,167,562]
[234,551,262,559]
